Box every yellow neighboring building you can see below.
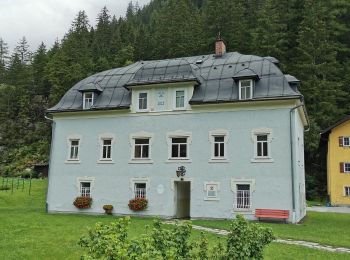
[322,116,350,206]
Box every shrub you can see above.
[128,197,148,211]
[79,216,275,260]
[73,196,92,209]
[103,204,113,210]
[0,186,10,191]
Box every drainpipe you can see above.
[289,103,305,223]
[44,114,55,213]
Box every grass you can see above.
[0,178,349,259]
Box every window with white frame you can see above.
[134,138,150,159]
[80,182,91,197]
[101,139,112,160]
[134,183,146,198]
[239,79,253,100]
[256,134,269,157]
[236,184,251,209]
[344,163,350,173]
[171,137,188,158]
[175,90,185,109]
[69,140,80,160]
[343,137,350,146]
[345,186,350,196]
[214,136,225,158]
[138,92,148,110]
[83,92,94,109]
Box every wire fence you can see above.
[0,177,32,195]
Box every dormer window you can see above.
[175,90,185,109]
[239,80,253,100]
[83,92,94,109]
[138,92,148,111]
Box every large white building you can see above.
[46,38,308,223]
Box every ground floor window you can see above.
[134,183,146,198]
[80,182,91,197]
[236,184,251,209]
[345,186,350,196]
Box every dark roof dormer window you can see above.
[83,92,94,110]
[233,68,259,101]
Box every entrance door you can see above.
[175,181,190,218]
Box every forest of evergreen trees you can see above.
[0,0,350,199]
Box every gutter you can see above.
[289,101,308,223]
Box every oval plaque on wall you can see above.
[157,184,164,194]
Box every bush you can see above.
[103,204,113,210]
[128,197,148,211]
[79,215,274,260]
[73,197,92,209]
[0,186,10,190]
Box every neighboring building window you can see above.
[344,163,350,173]
[345,186,350,196]
[175,90,185,109]
[134,138,150,159]
[80,182,91,197]
[138,92,148,110]
[134,183,146,198]
[101,139,112,160]
[239,79,253,100]
[236,184,251,209]
[343,137,350,146]
[171,137,188,158]
[214,136,225,158]
[69,140,79,160]
[256,134,268,157]
[83,92,94,109]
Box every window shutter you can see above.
[340,162,344,173]
[339,137,344,147]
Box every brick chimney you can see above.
[215,32,226,57]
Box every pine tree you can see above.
[0,38,9,82]
[14,36,32,64]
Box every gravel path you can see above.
[164,221,350,254]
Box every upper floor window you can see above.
[340,162,350,173]
[175,90,185,109]
[69,140,79,160]
[80,182,91,197]
[171,137,188,159]
[101,139,112,160]
[239,79,253,100]
[138,92,148,110]
[134,138,150,159]
[339,136,350,147]
[214,136,225,158]
[256,134,269,157]
[83,92,94,109]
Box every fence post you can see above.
[29,178,32,195]
[11,178,14,194]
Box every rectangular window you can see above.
[80,182,91,197]
[256,135,268,157]
[171,137,187,158]
[239,80,253,100]
[214,136,225,158]
[236,184,251,209]
[343,137,350,146]
[175,90,185,108]
[102,139,112,159]
[206,184,218,198]
[83,92,93,109]
[138,92,148,110]
[345,187,350,196]
[134,138,150,159]
[345,163,350,173]
[134,183,146,198]
[70,140,79,160]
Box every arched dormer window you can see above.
[78,82,103,110]
[232,68,259,101]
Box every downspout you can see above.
[289,103,304,223]
[44,114,55,213]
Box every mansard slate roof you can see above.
[48,52,301,112]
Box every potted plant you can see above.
[73,196,92,209]
[128,197,148,211]
[103,204,113,214]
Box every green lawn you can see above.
[0,178,348,259]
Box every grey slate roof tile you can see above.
[48,52,301,112]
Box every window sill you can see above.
[232,208,253,214]
[208,158,229,163]
[65,160,81,164]
[166,159,192,163]
[251,158,274,163]
[204,197,220,201]
[97,160,115,164]
[129,159,154,164]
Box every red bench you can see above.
[255,209,289,223]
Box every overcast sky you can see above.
[0,0,151,52]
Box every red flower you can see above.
[128,197,148,211]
